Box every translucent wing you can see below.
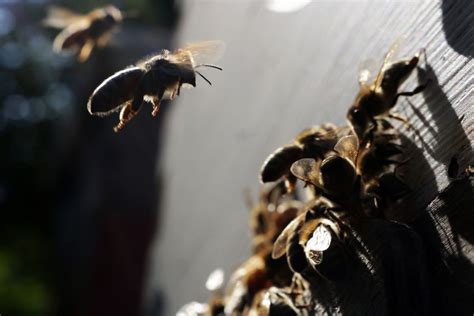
[358,58,378,87]
[53,19,91,52]
[170,40,226,66]
[334,135,359,163]
[374,37,405,88]
[306,225,332,252]
[290,158,321,187]
[176,302,208,316]
[272,213,305,259]
[205,268,225,292]
[42,5,82,29]
[87,67,144,116]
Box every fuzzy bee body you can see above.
[44,5,123,62]
[260,124,347,191]
[87,67,143,116]
[348,43,428,141]
[87,42,223,132]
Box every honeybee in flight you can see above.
[43,5,124,62]
[347,40,429,141]
[87,41,224,132]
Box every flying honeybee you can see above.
[87,41,224,132]
[347,40,429,141]
[43,5,124,62]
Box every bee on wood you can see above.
[248,179,302,253]
[272,197,347,274]
[43,5,124,62]
[347,40,429,141]
[87,41,224,132]
[224,182,302,315]
[290,122,408,216]
[250,276,313,316]
[260,124,349,191]
[176,269,226,316]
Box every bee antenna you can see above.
[196,70,212,86]
[195,64,223,71]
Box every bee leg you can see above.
[388,112,413,130]
[97,33,112,47]
[114,96,144,132]
[151,98,161,117]
[395,80,430,103]
[416,48,428,67]
[151,88,166,117]
[176,78,184,96]
[113,102,138,132]
[169,81,181,100]
[78,40,95,62]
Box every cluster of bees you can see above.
[44,4,436,315]
[178,43,430,315]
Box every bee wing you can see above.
[205,268,225,292]
[87,67,144,116]
[53,19,91,52]
[171,40,226,65]
[374,37,405,87]
[290,158,322,187]
[358,58,378,87]
[272,213,305,259]
[42,5,82,29]
[78,39,95,62]
[334,135,359,163]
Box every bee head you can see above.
[104,5,123,24]
[347,106,368,140]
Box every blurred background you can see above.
[0,0,179,315]
[0,0,471,316]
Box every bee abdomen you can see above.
[88,67,144,116]
[287,230,308,273]
[260,145,303,183]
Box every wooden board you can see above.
[144,1,473,314]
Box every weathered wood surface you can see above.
[144,1,473,314]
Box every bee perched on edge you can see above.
[43,5,124,62]
[347,41,429,142]
[87,41,224,132]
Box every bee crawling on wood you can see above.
[347,40,429,142]
[290,120,409,217]
[260,124,350,191]
[251,275,313,316]
[43,5,124,62]
[87,41,224,132]
[224,181,302,315]
[272,197,349,275]
[248,179,302,253]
